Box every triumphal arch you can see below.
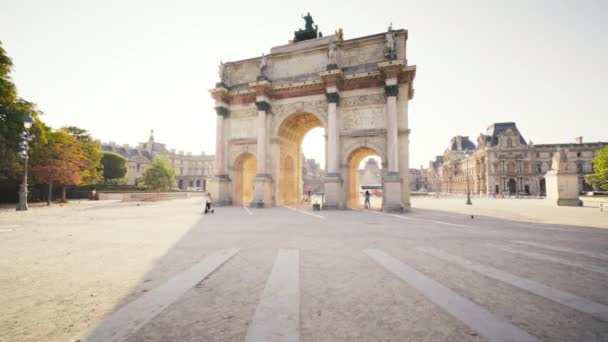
[207,16,416,211]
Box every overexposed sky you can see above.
[1,0,607,169]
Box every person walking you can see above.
[307,188,312,203]
[364,190,371,209]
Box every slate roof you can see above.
[486,122,527,146]
[449,136,476,151]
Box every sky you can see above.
[1,0,607,169]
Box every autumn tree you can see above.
[101,151,127,183]
[30,130,86,204]
[141,156,175,191]
[586,146,608,191]
[62,126,103,185]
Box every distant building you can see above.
[302,157,324,193]
[101,130,215,189]
[359,158,382,186]
[421,123,607,196]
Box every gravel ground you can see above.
[1,198,607,341]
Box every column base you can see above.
[252,174,274,208]
[383,173,404,213]
[207,175,232,206]
[323,174,343,210]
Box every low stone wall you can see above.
[580,196,608,208]
[98,192,206,202]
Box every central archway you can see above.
[233,152,257,206]
[276,112,325,205]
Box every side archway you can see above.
[346,146,384,209]
[232,152,257,206]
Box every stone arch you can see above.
[271,109,327,139]
[346,145,384,209]
[341,140,386,167]
[232,152,257,206]
[274,111,326,205]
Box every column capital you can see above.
[377,60,405,80]
[214,105,230,117]
[325,91,340,104]
[384,84,399,97]
[255,100,271,113]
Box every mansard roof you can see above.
[486,122,527,146]
[449,136,476,151]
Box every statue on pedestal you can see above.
[385,23,397,60]
[258,54,268,81]
[216,61,226,87]
[327,41,339,70]
[551,148,567,172]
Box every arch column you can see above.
[320,69,344,209]
[206,86,231,205]
[251,80,274,207]
[379,61,404,212]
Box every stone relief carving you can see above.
[341,105,385,131]
[341,93,385,108]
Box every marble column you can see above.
[382,79,404,212]
[207,104,231,206]
[256,99,269,175]
[252,96,273,207]
[326,95,338,174]
[322,88,343,209]
[214,109,227,176]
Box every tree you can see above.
[62,126,103,185]
[0,41,46,182]
[101,151,127,182]
[30,130,86,204]
[586,146,608,191]
[141,155,175,191]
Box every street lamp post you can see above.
[465,173,473,205]
[16,112,34,211]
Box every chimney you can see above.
[575,136,583,144]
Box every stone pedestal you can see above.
[252,175,274,208]
[545,171,582,206]
[323,174,343,210]
[207,176,231,206]
[382,172,404,212]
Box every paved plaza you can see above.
[1,198,608,341]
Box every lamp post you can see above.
[465,172,472,205]
[16,112,34,211]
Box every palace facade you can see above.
[421,123,607,196]
[101,131,215,190]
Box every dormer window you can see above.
[506,138,513,148]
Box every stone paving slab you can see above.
[1,198,608,341]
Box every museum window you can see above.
[576,152,581,158]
